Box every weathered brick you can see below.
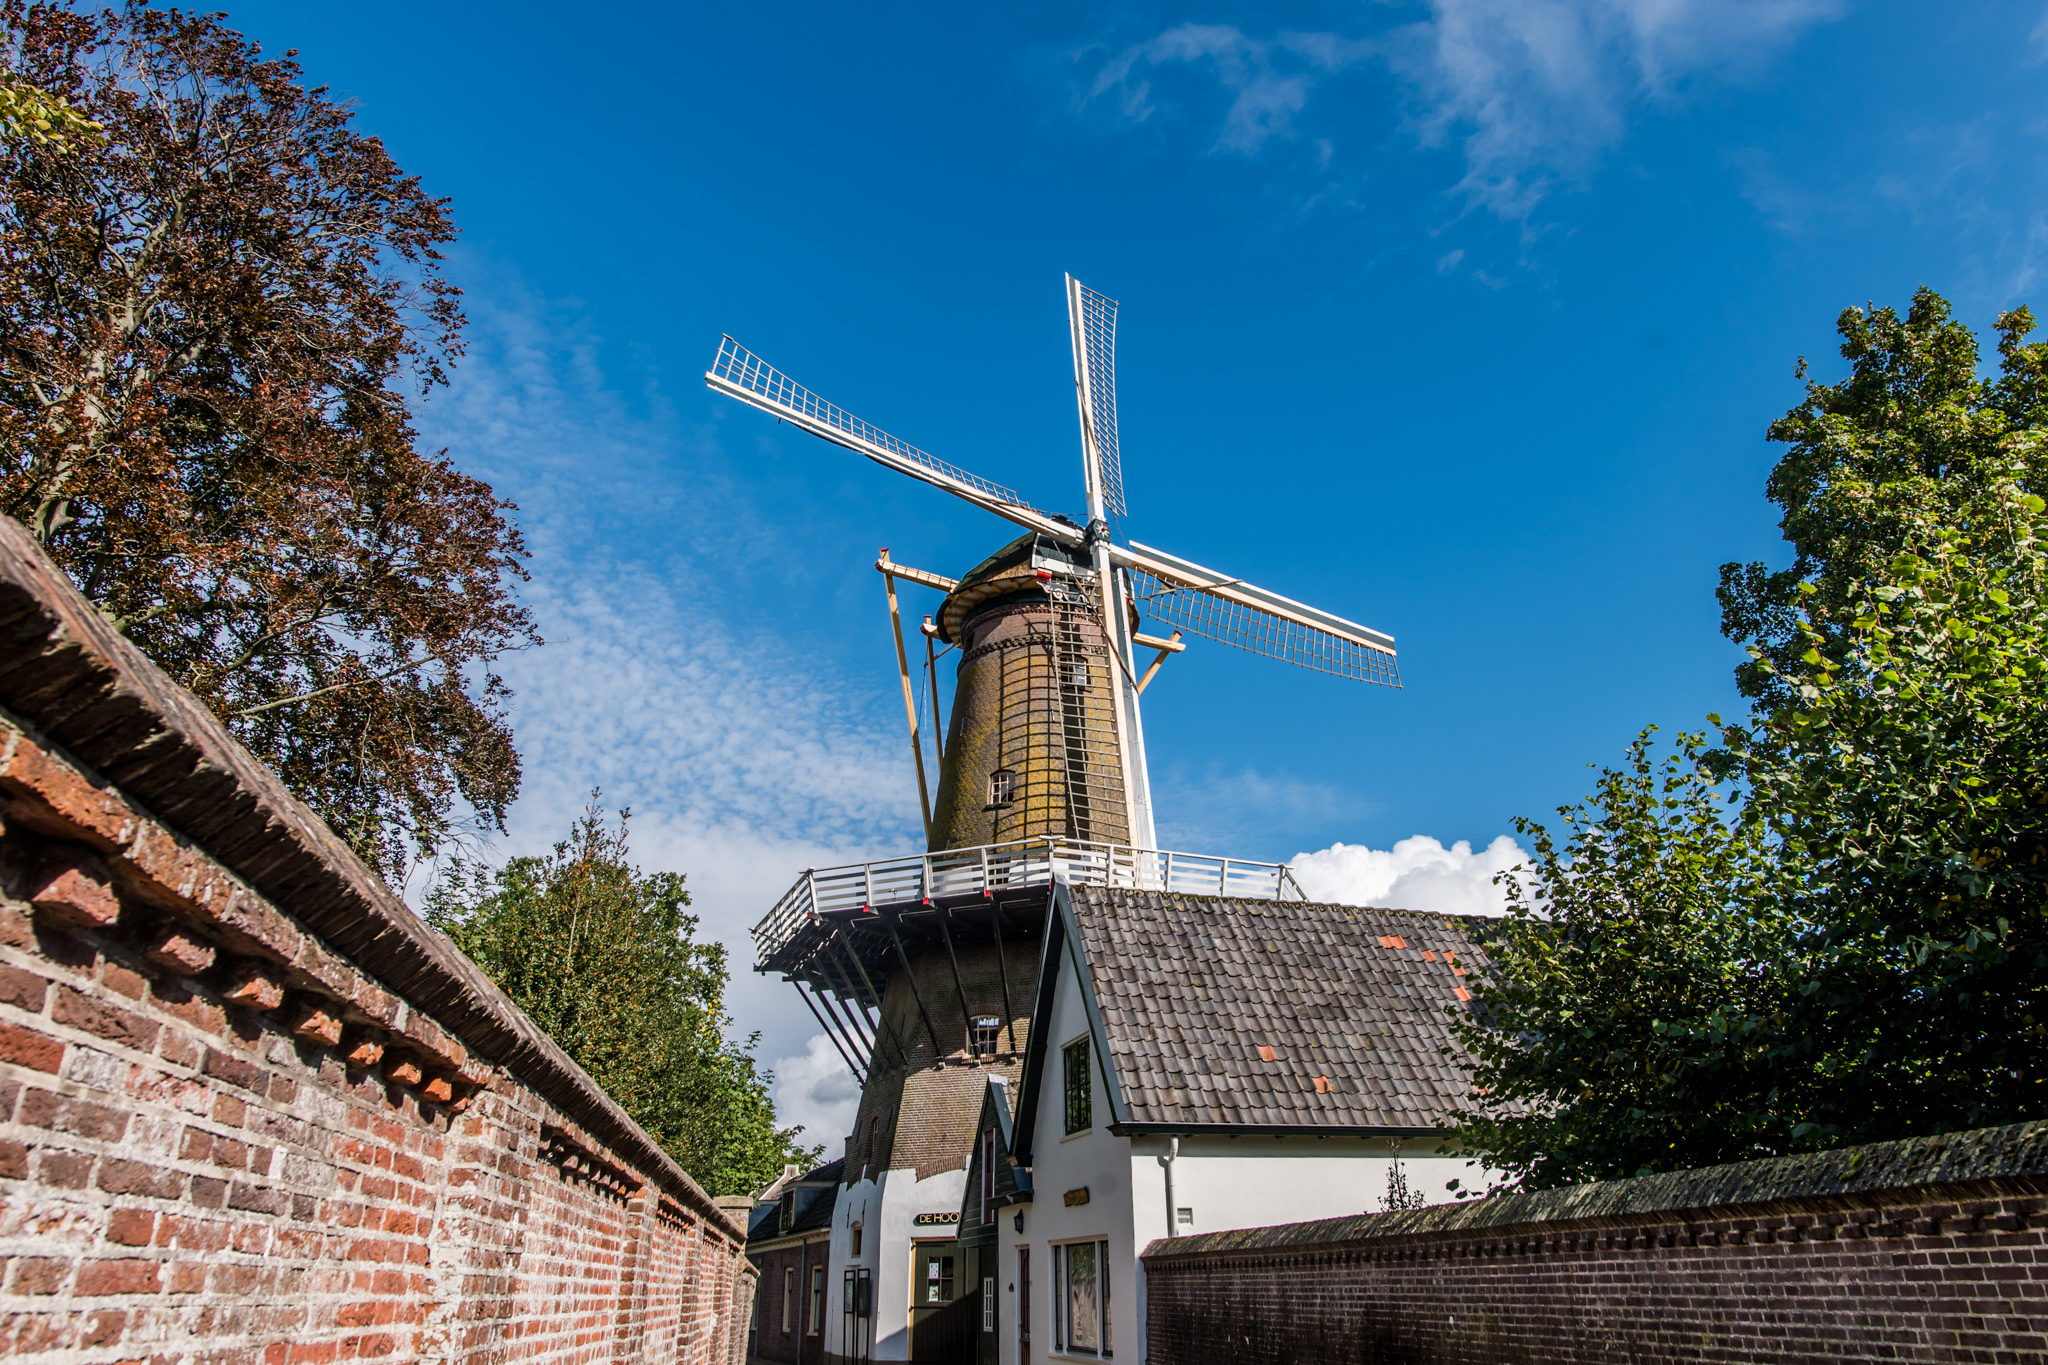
[74,1258,161,1296]
[202,1047,267,1093]
[0,1020,63,1073]
[0,963,49,1011]
[53,986,159,1052]
[222,962,283,1013]
[19,1088,126,1140]
[104,1208,155,1247]
[142,928,215,976]
[97,1158,185,1199]
[29,848,120,929]
[289,1005,342,1048]
[0,737,138,849]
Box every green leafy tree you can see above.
[1718,288,2048,704]
[1723,491,2048,1144]
[427,802,820,1195]
[1715,291,2048,1144]
[1451,731,1806,1188]
[1458,291,2048,1186]
[0,73,93,146]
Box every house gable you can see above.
[955,1075,1034,1245]
[1013,883,1129,1164]
[1032,885,1493,1139]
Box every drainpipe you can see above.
[1159,1137,1179,1238]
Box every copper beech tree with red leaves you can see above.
[0,2,536,878]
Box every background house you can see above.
[749,1158,844,1364]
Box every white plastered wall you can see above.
[1127,1135,1491,1242]
[826,1164,969,1362]
[996,931,1136,1365]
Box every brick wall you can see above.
[0,515,755,1365]
[1142,1120,2048,1364]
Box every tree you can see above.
[1716,292,2048,1144]
[1718,288,2048,705]
[1457,292,2048,1186]
[426,802,820,1196]
[0,2,535,878]
[1722,491,2048,1145]
[1450,731,1808,1189]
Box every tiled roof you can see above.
[1066,886,1489,1132]
[747,1157,843,1246]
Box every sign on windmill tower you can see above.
[703,277,1401,1356]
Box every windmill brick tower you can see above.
[706,278,1400,1364]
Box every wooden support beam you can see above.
[879,549,934,843]
[794,979,866,1083]
[1135,629,1186,695]
[880,912,945,1061]
[923,618,945,764]
[831,922,912,1071]
[990,903,1015,1051]
[937,909,975,1047]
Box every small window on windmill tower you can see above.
[971,1015,1002,1056]
[1065,660,1090,690]
[988,768,1017,806]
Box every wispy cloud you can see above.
[1290,834,1528,915]
[415,263,917,1083]
[772,1034,864,1160]
[1084,1,1840,219]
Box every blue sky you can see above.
[231,0,2048,1151]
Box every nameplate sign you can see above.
[913,1212,961,1226]
[1063,1187,1090,1207]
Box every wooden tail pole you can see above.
[879,549,934,843]
[923,617,945,763]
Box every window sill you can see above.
[1059,1127,1093,1144]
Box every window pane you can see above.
[1064,1242,1100,1352]
[1063,1039,1092,1134]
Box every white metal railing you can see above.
[753,838,1305,965]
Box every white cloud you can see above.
[1087,1,1840,218]
[772,1034,864,1161]
[413,266,918,1072]
[1290,833,1529,915]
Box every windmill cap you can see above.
[935,533,1093,644]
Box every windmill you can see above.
[706,276,1398,861]
[703,278,1399,1363]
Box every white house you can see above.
[964,883,1499,1365]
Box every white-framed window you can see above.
[971,1014,1002,1056]
[1052,1240,1111,1357]
[808,1264,825,1335]
[982,1277,995,1332]
[782,1265,796,1333]
[989,768,1017,806]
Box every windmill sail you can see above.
[1067,277,1126,525]
[1115,541,1401,687]
[706,337,1074,541]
